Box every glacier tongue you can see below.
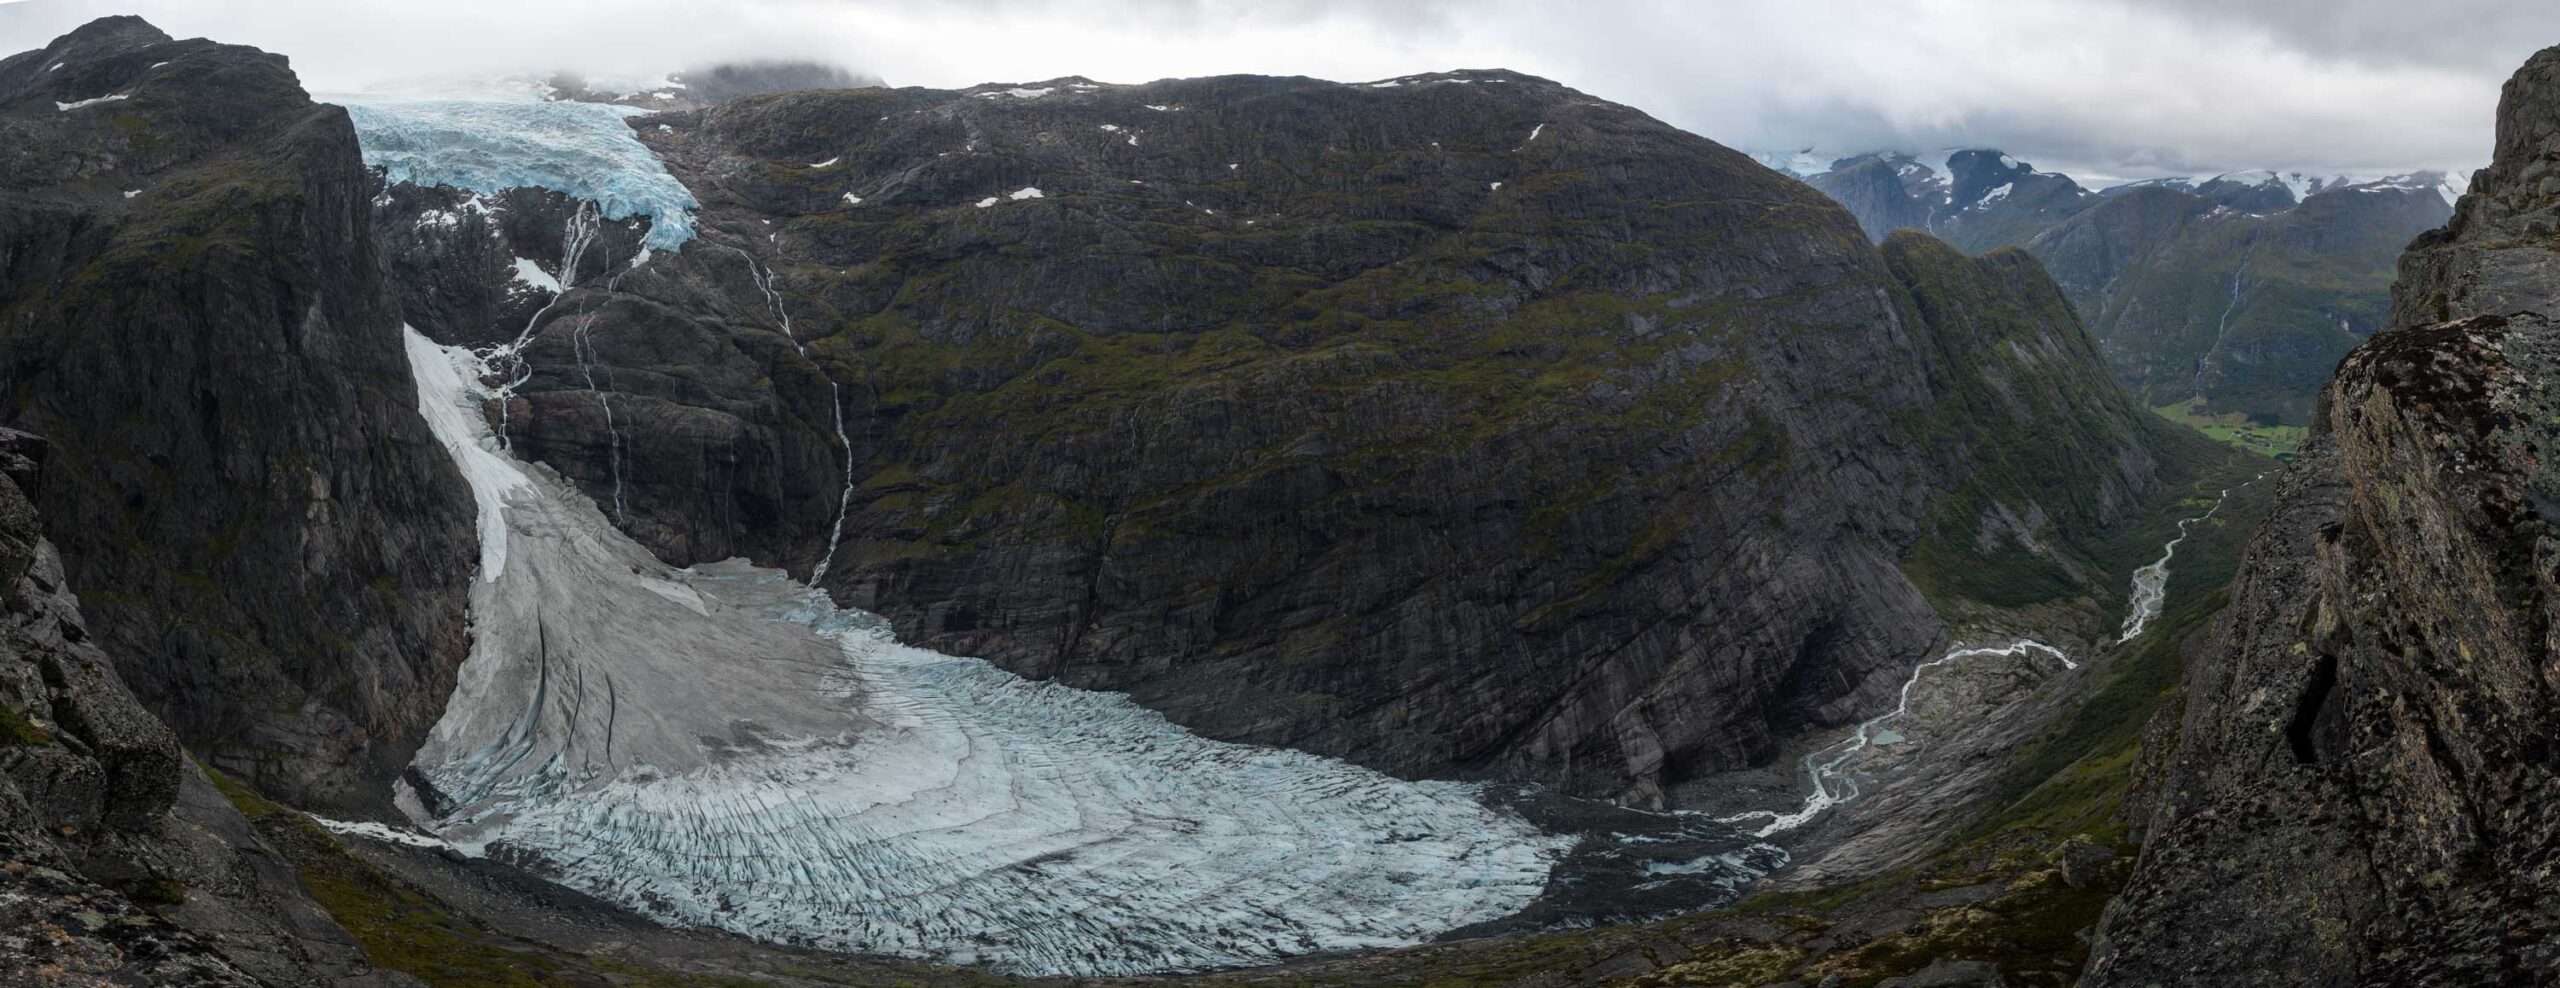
[345,99,699,250]
[400,328,1569,976]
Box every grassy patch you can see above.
[0,701,53,745]
[2153,399,2308,460]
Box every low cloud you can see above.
[4,0,2544,179]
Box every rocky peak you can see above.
[2392,44,2560,330]
[1944,148,2032,204]
[2481,44,2560,218]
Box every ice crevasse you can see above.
[372,94,1572,976]
[345,98,700,250]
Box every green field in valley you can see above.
[2152,400,2307,460]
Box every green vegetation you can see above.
[2153,399,2308,460]
[205,764,682,987]
[1885,235,2242,613]
[0,701,52,745]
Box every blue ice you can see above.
[344,99,698,250]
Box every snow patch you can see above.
[509,257,560,293]
[977,86,1056,100]
[841,192,863,206]
[808,156,839,168]
[1008,185,1044,200]
[309,814,455,850]
[121,189,140,199]
[54,93,129,111]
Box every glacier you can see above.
[343,99,698,250]
[401,329,1581,976]
[361,96,1785,974]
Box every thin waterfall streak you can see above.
[729,245,854,586]
[487,202,602,451]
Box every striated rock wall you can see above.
[2087,43,2560,987]
[0,18,475,810]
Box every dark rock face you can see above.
[0,18,474,810]
[2086,44,2560,987]
[0,426,409,986]
[376,72,2208,802]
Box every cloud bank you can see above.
[3,0,2547,180]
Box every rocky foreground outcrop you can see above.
[2086,43,2560,986]
[0,17,474,812]
[375,69,2220,802]
[0,428,410,986]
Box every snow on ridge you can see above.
[54,92,129,111]
[397,330,1573,976]
[976,86,1056,100]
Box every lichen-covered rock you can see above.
[2087,43,2560,987]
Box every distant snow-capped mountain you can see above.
[1746,146,2465,425]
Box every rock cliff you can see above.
[0,17,475,811]
[2086,42,2560,986]
[0,427,411,986]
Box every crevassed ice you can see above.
[400,329,1568,976]
[344,100,698,250]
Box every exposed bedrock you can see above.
[2088,43,2560,987]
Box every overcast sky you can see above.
[5,0,2553,183]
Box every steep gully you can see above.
[340,96,2233,976]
